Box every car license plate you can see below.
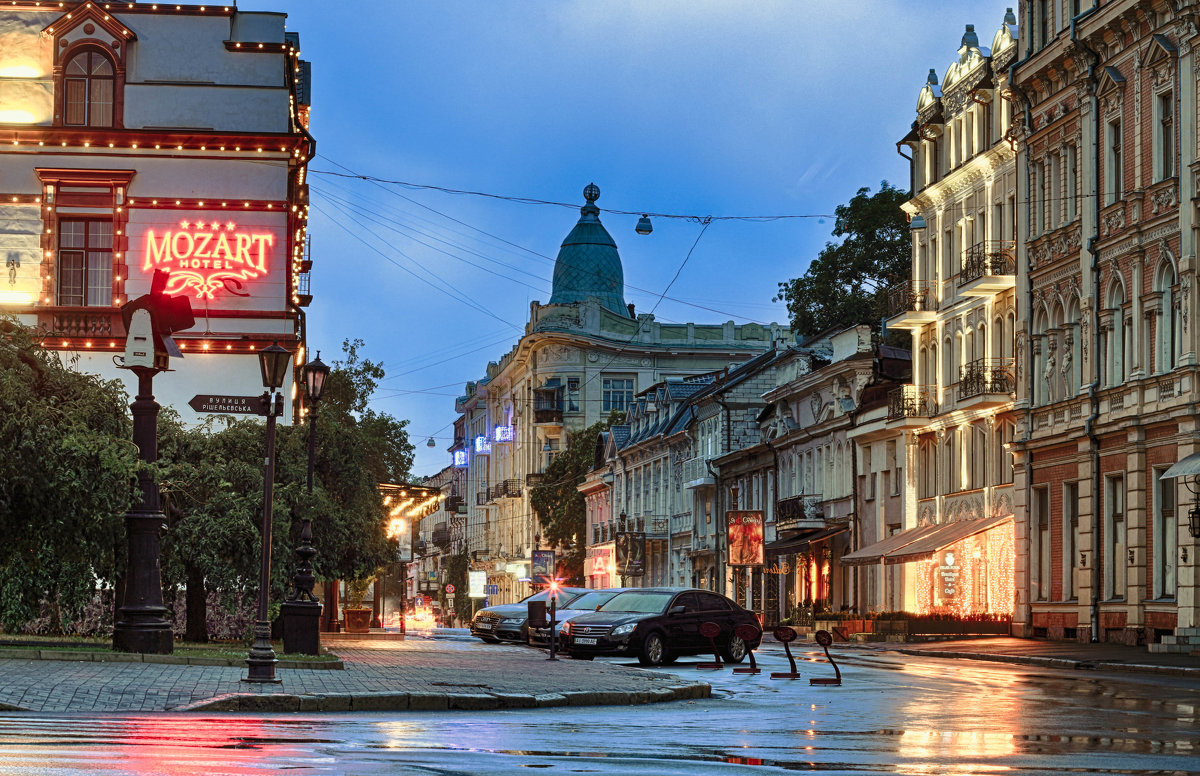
[574,637,597,645]
[477,622,492,630]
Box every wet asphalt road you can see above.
[0,640,1197,775]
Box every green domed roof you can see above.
[549,183,627,315]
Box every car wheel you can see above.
[721,635,748,664]
[638,632,669,666]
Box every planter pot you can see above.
[343,608,372,634]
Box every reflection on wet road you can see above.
[0,644,1197,775]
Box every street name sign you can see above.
[189,394,262,414]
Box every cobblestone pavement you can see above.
[0,638,709,713]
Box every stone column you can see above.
[1125,425,1147,640]
[1076,436,1097,642]
[1011,444,1032,637]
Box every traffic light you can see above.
[120,269,196,371]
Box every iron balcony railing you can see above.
[887,384,938,420]
[643,515,670,537]
[959,241,1016,286]
[488,479,523,500]
[887,280,936,317]
[476,490,490,506]
[958,358,1016,399]
[776,494,823,526]
[431,523,451,548]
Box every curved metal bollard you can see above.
[809,629,842,686]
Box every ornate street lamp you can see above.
[245,343,289,683]
[282,352,328,655]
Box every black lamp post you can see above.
[282,352,328,655]
[245,342,290,683]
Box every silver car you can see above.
[527,588,629,648]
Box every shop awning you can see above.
[840,522,943,566]
[764,525,847,555]
[1161,452,1200,481]
[883,514,1013,566]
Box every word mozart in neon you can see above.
[143,219,273,299]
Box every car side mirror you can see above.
[668,605,686,616]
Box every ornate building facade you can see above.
[453,184,789,604]
[0,2,314,417]
[853,14,1022,618]
[1011,0,1200,651]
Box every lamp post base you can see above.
[243,620,280,683]
[281,600,322,656]
[113,622,173,655]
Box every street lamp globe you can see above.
[258,342,292,391]
[303,352,329,402]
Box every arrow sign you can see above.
[188,394,263,414]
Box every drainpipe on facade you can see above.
[715,394,733,596]
[1069,7,1103,643]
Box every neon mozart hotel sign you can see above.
[143,219,273,299]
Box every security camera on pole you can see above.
[113,269,195,654]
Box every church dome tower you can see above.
[549,183,628,316]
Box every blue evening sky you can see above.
[259,1,1008,477]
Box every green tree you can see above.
[529,421,607,584]
[156,338,414,639]
[775,182,911,339]
[0,320,139,632]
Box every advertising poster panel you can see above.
[531,550,556,585]
[727,511,765,566]
[615,532,646,577]
[468,570,486,598]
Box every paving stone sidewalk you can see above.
[862,636,1200,677]
[0,637,709,713]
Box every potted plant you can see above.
[342,576,375,634]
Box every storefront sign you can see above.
[937,550,960,601]
[494,425,514,443]
[474,435,491,454]
[727,511,765,566]
[453,450,468,467]
[143,219,272,299]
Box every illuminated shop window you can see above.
[63,50,115,128]
[57,219,113,306]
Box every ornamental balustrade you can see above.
[959,241,1016,286]
[958,358,1015,399]
[488,479,523,500]
[886,280,935,317]
[886,384,938,419]
[44,308,119,337]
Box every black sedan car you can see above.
[562,587,761,666]
[469,587,588,643]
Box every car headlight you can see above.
[611,623,636,637]
[561,621,572,634]
[502,617,525,625]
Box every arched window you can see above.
[63,49,115,127]
[1154,261,1179,374]
[1106,281,1127,385]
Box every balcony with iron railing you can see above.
[885,280,937,329]
[641,514,670,538]
[886,384,938,426]
[681,456,715,489]
[957,358,1015,408]
[431,522,451,549]
[958,241,1016,296]
[533,387,563,425]
[476,489,490,506]
[671,512,694,535]
[489,479,523,500]
[775,494,825,532]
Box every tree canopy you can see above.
[775,182,911,339]
[0,320,138,632]
[529,421,607,584]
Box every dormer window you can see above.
[63,50,115,127]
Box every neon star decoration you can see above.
[143,219,273,299]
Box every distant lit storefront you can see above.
[843,515,1015,617]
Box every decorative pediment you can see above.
[1144,34,1178,88]
[1096,66,1126,115]
[44,2,137,62]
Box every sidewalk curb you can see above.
[0,647,344,671]
[169,681,711,713]
[894,647,1200,677]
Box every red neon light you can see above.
[142,219,272,299]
